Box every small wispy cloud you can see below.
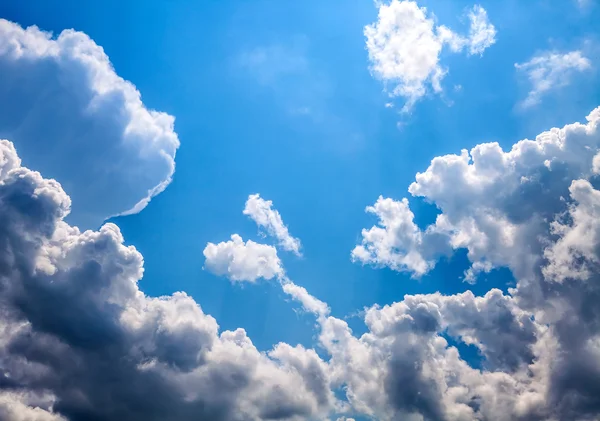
[515,50,592,108]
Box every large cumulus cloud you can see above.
[0,19,179,229]
[347,107,600,420]
[0,140,332,421]
[355,106,600,282]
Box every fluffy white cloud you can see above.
[0,19,179,229]
[515,50,592,108]
[244,194,302,255]
[543,179,600,282]
[203,234,283,282]
[365,1,495,111]
[351,196,450,276]
[2,17,600,418]
[356,107,600,282]
[348,108,600,419]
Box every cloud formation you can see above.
[0,19,179,229]
[351,196,450,276]
[515,50,592,108]
[347,109,600,419]
[0,140,334,421]
[244,194,302,255]
[365,1,496,111]
[356,107,600,282]
[4,101,600,419]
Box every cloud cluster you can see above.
[3,15,600,421]
[356,107,600,282]
[365,1,496,111]
[515,50,592,108]
[5,101,600,419]
[0,140,335,421]
[348,108,600,419]
[0,19,179,229]
[244,194,302,255]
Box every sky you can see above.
[0,1,600,421]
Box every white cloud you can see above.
[355,107,600,281]
[352,196,450,276]
[244,194,302,255]
[467,5,497,55]
[203,234,283,282]
[364,1,495,111]
[0,19,179,229]
[543,179,600,282]
[346,108,600,419]
[515,50,591,108]
[280,278,329,317]
[0,391,67,421]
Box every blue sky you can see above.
[1,1,600,420]
[1,0,598,349]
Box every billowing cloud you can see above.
[356,106,600,282]
[0,140,333,421]
[351,196,451,276]
[347,108,600,419]
[203,234,283,282]
[0,19,179,229]
[365,1,495,111]
[244,194,302,255]
[515,50,592,108]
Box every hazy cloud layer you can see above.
[516,50,591,107]
[0,19,179,229]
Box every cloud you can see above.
[203,234,283,282]
[351,196,450,276]
[280,279,329,318]
[543,179,600,283]
[355,107,600,282]
[466,5,496,55]
[0,140,333,421]
[347,108,600,419]
[244,194,302,255]
[0,19,179,229]
[515,50,592,108]
[364,1,495,111]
